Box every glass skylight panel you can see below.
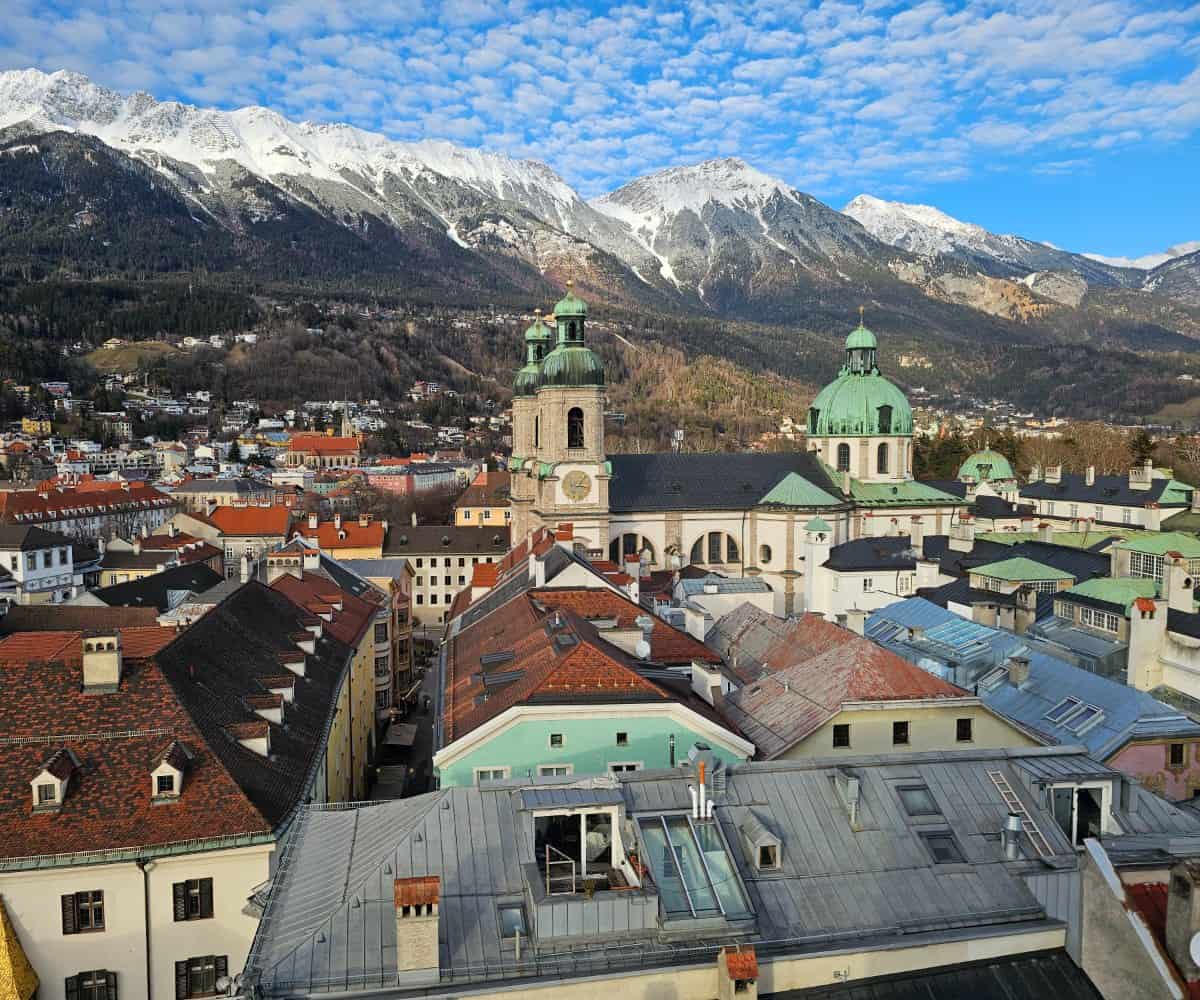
[692,821,752,918]
[1045,697,1082,723]
[897,785,940,816]
[638,816,750,920]
[1066,705,1104,733]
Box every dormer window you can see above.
[156,775,175,796]
[36,782,57,806]
[31,747,79,811]
[151,740,192,801]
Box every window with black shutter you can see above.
[61,891,105,933]
[172,878,214,921]
[66,969,117,1000]
[176,955,227,998]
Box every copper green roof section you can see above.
[846,477,963,507]
[845,323,877,350]
[553,286,587,317]
[1159,479,1195,505]
[805,516,832,532]
[1063,576,1159,614]
[507,456,524,472]
[957,448,1015,482]
[1114,531,1200,558]
[538,343,605,388]
[971,557,1074,582]
[759,473,841,507]
[976,530,1128,550]
[808,371,912,437]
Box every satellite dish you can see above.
[1189,931,1200,969]
[635,639,651,660]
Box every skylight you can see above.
[1045,697,1081,723]
[637,816,752,921]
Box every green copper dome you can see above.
[807,320,912,437]
[845,323,877,350]
[513,362,542,397]
[958,448,1015,482]
[554,283,587,318]
[524,315,553,343]
[538,344,605,388]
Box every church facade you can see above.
[509,287,967,615]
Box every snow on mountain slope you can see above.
[843,193,1133,287]
[1084,242,1200,270]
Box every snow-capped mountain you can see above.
[843,194,1135,287]
[1084,242,1200,271]
[591,158,884,310]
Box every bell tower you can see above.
[510,310,553,543]
[527,282,610,552]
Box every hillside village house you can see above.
[506,290,967,617]
[0,582,372,1000]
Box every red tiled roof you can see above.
[722,946,758,981]
[453,470,510,509]
[532,588,721,665]
[394,876,440,907]
[1126,882,1200,999]
[288,434,359,455]
[0,482,174,524]
[0,626,270,860]
[293,520,385,551]
[207,505,291,537]
[471,563,499,588]
[270,572,375,648]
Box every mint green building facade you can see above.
[434,706,754,787]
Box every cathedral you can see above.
[509,285,968,615]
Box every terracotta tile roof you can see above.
[270,571,375,648]
[293,519,385,551]
[0,605,159,634]
[394,876,440,907]
[471,563,499,588]
[0,482,175,524]
[288,434,359,456]
[1126,882,1200,999]
[453,470,510,509]
[0,626,177,666]
[207,504,292,537]
[722,945,758,981]
[532,588,721,665]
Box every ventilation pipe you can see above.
[698,760,707,820]
[1002,813,1023,860]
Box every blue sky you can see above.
[2,0,1198,256]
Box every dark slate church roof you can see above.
[1022,472,1191,508]
[607,452,845,512]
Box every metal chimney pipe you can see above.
[1002,812,1022,860]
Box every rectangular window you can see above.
[67,969,116,1000]
[475,767,510,784]
[374,623,388,643]
[156,774,175,795]
[892,720,910,746]
[175,955,228,999]
[62,891,105,934]
[1079,606,1121,633]
[863,577,873,592]
[1170,743,1186,767]
[608,762,641,773]
[498,904,527,938]
[416,558,423,568]
[416,594,423,605]
[897,785,940,817]
[832,723,850,748]
[430,593,438,605]
[37,782,56,804]
[1130,550,1164,582]
[172,878,214,921]
[1069,504,1079,518]
[1123,509,1133,525]
[956,718,973,742]
[537,764,572,777]
[443,575,451,586]
[616,731,628,746]
[549,733,563,748]
[921,832,965,864]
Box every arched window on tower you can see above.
[567,407,584,449]
[809,409,820,434]
[534,415,540,449]
[837,443,851,472]
[878,405,893,435]
[877,442,889,474]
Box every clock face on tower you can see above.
[562,470,592,502]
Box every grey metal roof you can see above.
[518,787,625,810]
[869,598,1200,758]
[246,747,1196,997]
[678,574,772,596]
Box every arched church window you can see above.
[759,544,772,564]
[837,443,851,472]
[690,537,705,564]
[878,405,893,434]
[877,442,889,474]
[567,407,584,449]
[727,537,739,562]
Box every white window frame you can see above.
[1049,780,1116,845]
[537,764,574,777]
[607,762,643,773]
[548,733,565,749]
[1079,606,1121,634]
[1130,550,1163,582]
[474,767,511,784]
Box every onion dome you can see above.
[514,310,554,397]
[553,281,587,318]
[807,319,913,437]
[539,342,605,388]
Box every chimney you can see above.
[844,607,866,636]
[1165,553,1195,613]
[132,537,142,555]
[1166,862,1200,983]
[717,945,759,1000]
[1085,466,1095,486]
[624,556,640,580]
[394,877,441,987]
[333,512,342,530]
[1044,464,1062,485]
[411,511,418,527]
[1037,521,1053,543]
[240,553,252,584]
[1130,458,1154,491]
[1192,487,1200,515]
[167,522,177,538]
[1145,502,1163,531]
[308,512,318,530]
[842,470,851,494]
[81,631,122,691]
[1014,586,1038,635]
[1001,813,1023,861]
[1030,462,1042,482]
[909,516,923,551]
[1007,654,1031,687]
[359,512,370,527]
[949,516,975,553]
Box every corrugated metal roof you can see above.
[518,786,625,810]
